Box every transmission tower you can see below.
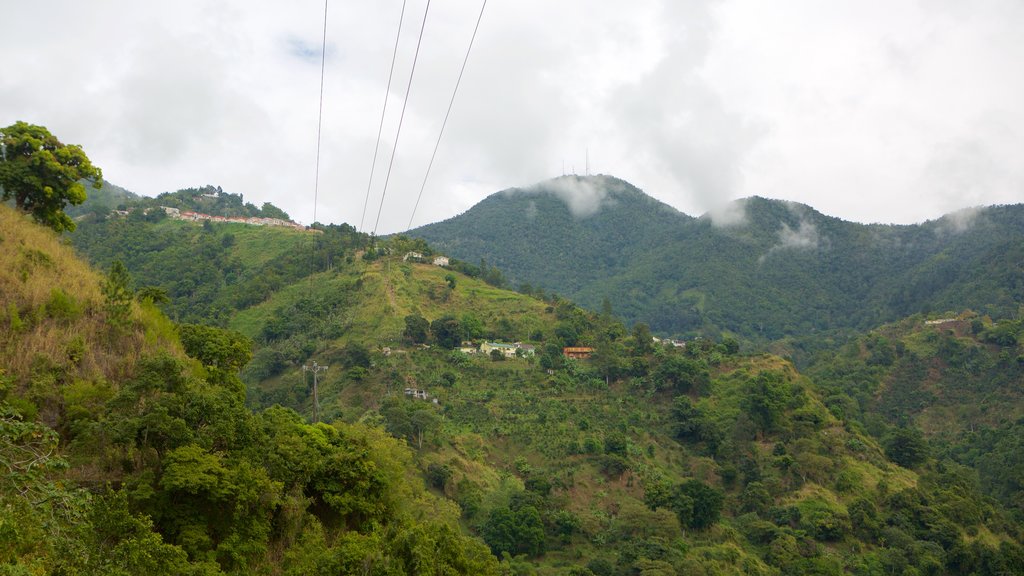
[302,361,329,423]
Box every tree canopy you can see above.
[0,121,101,232]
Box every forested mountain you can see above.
[405,175,687,294]
[410,176,1024,346]
[58,205,1024,574]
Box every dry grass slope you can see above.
[0,205,183,423]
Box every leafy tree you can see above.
[430,316,463,349]
[885,425,929,469]
[744,371,792,435]
[654,355,709,393]
[0,121,102,232]
[481,504,546,557]
[674,479,724,530]
[631,323,654,356]
[339,342,371,369]
[404,314,429,344]
[177,324,253,371]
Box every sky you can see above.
[2,0,1022,233]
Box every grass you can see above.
[0,205,185,399]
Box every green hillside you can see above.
[62,185,1024,574]
[410,177,1024,349]
[71,213,360,324]
[409,175,688,295]
[806,312,1024,522]
[220,246,1024,574]
[0,204,500,575]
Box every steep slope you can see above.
[409,177,1024,345]
[806,311,1024,521]
[0,204,500,575]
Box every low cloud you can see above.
[707,198,748,227]
[528,176,615,218]
[778,219,819,250]
[937,206,984,234]
[759,218,821,263]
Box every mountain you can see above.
[63,199,1024,573]
[409,175,688,295]
[410,176,1024,347]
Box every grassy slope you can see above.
[0,205,182,394]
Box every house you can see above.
[403,388,429,400]
[514,343,536,357]
[563,346,595,359]
[403,251,424,262]
[433,256,450,267]
[480,342,519,358]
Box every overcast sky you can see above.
[3,1,1022,232]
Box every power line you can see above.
[406,0,487,231]
[311,0,329,228]
[371,0,432,238]
[309,0,329,282]
[359,0,408,233]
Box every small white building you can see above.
[433,256,450,267]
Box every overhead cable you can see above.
[359,0,408,232]
[406,0,487,231]
[371,0,432,237]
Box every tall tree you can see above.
[0,122,101,232]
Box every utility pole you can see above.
[302,361,328,423]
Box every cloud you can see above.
[777,220,820,250]
[706,198,749,227]
[936,206,984,234]
[759,216,821,263]
[541,177,615,218]
[2,0,1023,232]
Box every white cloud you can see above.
[2,0,1022,232]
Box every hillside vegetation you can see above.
[1,204,500,575]
[806,312,1024,523]
[61,182,1024,574]
[214,241,1024,575]
[410,176,1024,352]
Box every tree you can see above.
[885,426,929,469]
[0,121,101,232]
[404,314,430,344]
[674,479,724,530]
[430,316,463,350]
[102,260,134,330]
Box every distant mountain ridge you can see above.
[410,175,1024,344]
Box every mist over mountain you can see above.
[411,175,1024,344]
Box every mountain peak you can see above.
[498,174,680,219]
